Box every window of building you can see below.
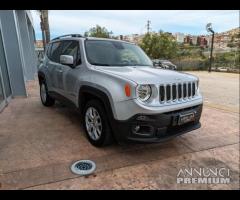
[0,74,4,105]
[0,28,11,99]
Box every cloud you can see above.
[31,10,239,40]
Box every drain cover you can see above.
[70,160,96,175]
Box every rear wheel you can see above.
[83,99,113,147]
[40,81,55,107]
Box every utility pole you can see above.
[234,48,236,67]
[209,32,215,72]
[38,10,50,51]
[206,23,215,73]
[40,17,46,51]
[147,20,151,34]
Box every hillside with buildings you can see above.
[35,27,239,51]
[116,27,239,72]
[117,27,239,51]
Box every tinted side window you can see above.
[61,41,81,66]
[50,41,62,63]
[76,47,81,65]
[46,44,52,58]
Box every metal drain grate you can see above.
[70,160,96,175]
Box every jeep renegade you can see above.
[38,34,203,147]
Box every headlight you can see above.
[136,85,152,102]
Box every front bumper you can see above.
[111,104,203,143]
[113,96,203,121]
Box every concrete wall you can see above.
[26,15,38,75]
[0,10,37,106]
[16,10,35,80]
[16,10,37,80]
[0,10,27,97]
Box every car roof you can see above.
[50,35,136,45]
[85,37,136,45]
[159,59,170,62]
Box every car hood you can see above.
[96,66,197,84]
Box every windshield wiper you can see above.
[128,64,152,66]
[91,63,110,66]
[91,63,151,67]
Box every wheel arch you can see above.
[78,85,115,119]
[78,85,119,141]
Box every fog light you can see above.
[136,115,148,121]
[131,125,154,136]
[132,125,140,133]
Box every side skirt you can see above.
[48,91,77,109]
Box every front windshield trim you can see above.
[84,39,153,67]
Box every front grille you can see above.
[159,82,197,103]
[159,85,165,101]
[188,82,191,98]
[166,85,171,101]
[178,84,182,99]
[192,82,196,96]
[183,83,187,98]
[172,84,177,100]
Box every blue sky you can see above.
[31,10,239,40]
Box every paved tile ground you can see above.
[188,71,239,113]
[0,71,239,190]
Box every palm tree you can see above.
[37,10,50,50]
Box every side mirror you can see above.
[60,55,74,66]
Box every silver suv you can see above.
[38,34,203,147]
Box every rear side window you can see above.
[50,41,62,63]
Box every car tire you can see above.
[40,80,55,107]
[83,99,113,147]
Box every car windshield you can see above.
[85,40,153,67]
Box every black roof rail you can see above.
[51,34,83,41]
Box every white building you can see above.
[191,36,198,45]
[118,34,143,44]
[175,32,185,43]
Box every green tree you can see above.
[84,25,112,38]
[140,31,178,59]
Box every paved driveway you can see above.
[188,71,239,113]
[0,71,239,189]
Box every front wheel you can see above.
[40,81,55,107]
[83,100,113,147]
